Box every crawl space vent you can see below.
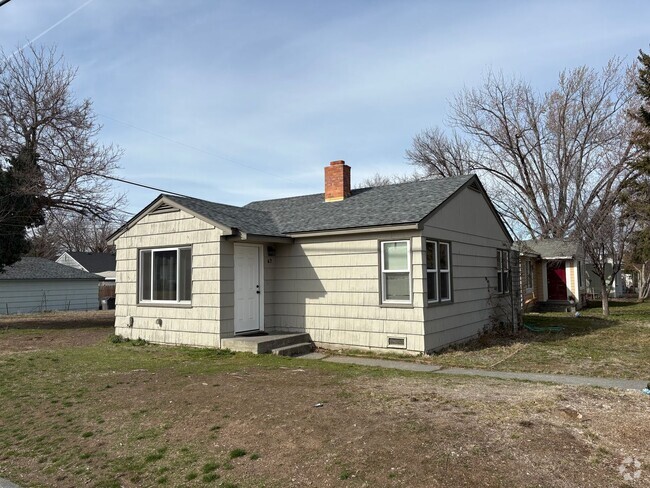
[151,202,179,215]
[387,336,406,349]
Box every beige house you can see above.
[109,161,516,355]
[516,239,586,312]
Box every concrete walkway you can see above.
[0,477,21,488]
[306,354,649,391]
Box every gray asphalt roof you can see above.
[517,239,581,259]
[164,195,283,236]
[65,252,116,273]
[165,174,474,236]
[0,257,105,281]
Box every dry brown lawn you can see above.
[0,312,649,487]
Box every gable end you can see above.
[150,202,180,215]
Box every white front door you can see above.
[234,244,263,334]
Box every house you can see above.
[109,161,518,355]
[0,257,104,315]
[515,239,586,312]
[585,261,624,298]
[56,251,117,301]
[56,252,116,281]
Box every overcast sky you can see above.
[1,0,649,215]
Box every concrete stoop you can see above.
[221,332,313,354]
[272,342,315,356]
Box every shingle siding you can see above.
[263,232,425,354]
[421,187,513,352]
[114,209,223,347]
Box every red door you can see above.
[547,261,567,300]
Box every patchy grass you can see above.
[0,311,648,487]
[228,449,247,459]
[428,300,650,379]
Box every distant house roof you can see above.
[63,252,116,274]
[517,239,582,259]
[0,257,104,281]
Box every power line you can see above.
[0,0,14,8]
[102,174,194,199]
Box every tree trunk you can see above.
[639,264,650,301]
[600,277,610,316]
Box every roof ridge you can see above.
[246,174,475,207]
[165,194,271,217]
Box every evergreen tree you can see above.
[624,49,650,301]
[629,49,650,215]
[0,147,45,271]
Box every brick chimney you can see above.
[324,160,351,202]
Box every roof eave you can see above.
[225,232,293,243]
[286,222,420,238]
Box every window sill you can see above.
[380,302,414,309]
[427,300,453,307]
[137,302,193,309]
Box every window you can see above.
[140,247,192,303]
[577,261,583,288]
[497,249,510,294]
[427,240,452,303]
[381,240,411,303]
[525,259,534,290]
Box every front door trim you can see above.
[233,243,264,335]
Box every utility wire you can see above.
[102,174,194,199]
[0,0,14,8]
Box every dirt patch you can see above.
[0,310,115,330]
[0,310,114,354]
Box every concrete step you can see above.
[272,342,314,357]
[221,333,312,354]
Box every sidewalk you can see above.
[0,477,21,488]
[300,353,649,391]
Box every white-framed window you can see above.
[381,240,411,303]
[427,240,452,303]
[497,249,510,294]
[525,259,534,290]
[139,247,192,303]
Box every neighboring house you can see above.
[585,261,624,298]
[56,252,116,281]
[57,251,117,301]
[515,239,586,312]
[109,161,517,355]
[0,257,104,315]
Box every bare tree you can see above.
[356,171,421,188]
[29,211,120,258]
[406,60,640,239]
[579,202,636,315]
[0,45,124,222]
